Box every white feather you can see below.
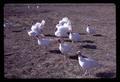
[59,43,72,55]
[38,38,51,47]
[69,32,80,42]
[27,30,38,37]
[77,51,101,70]
[57,17,72,31]
[30,20,45,35]
[55,27,69,37]
[86,25,96,34]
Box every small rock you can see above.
[12,45,20,50]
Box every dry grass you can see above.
[4,4,116,78]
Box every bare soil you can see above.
[4,4,116,78]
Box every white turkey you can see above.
[86,25,96,35]
[27,20,45,38]
[76,51,102,76]
[69,30,81,43]
[55,26,70,38]
[37,34,58,51]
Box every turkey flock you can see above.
[27,17,102,76]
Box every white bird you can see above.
[27,20,45,38]
[31,24,39,34]
[57,17,72,31]
[30,20,45,35]
[37,34,58,50]
[35,20,45,30]
[27,24,40,38]
[37,38,51,49]
[55,26,69,38]
[59,17,71,26]
[86,25,96,34]
[63,22,72,31]
[58,38,75,64]
[56,24,62,30]
[35,20,45,29]
[58,38,73,55]
[27,30,38,38]
[76,51,102,76]
[27,30,39,45]
[69,30,81,43]
[55,17,72,38]
[41,20,45,25]
[55,23,71,32]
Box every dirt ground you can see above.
[4,4,116,78]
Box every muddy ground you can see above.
[4,4,116,78]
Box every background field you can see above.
[4,4,116,78]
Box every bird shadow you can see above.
[93,34,104,37]
[49,49,61,54]
[79,33,87,35]
[12,30,22,32]
[81,40,94,43]
[69,55,78,60]
[81,44,97,49]
[45,34,56,37]
[95,71,116,78]
[64,40,85,43]
[64,39,72,42]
